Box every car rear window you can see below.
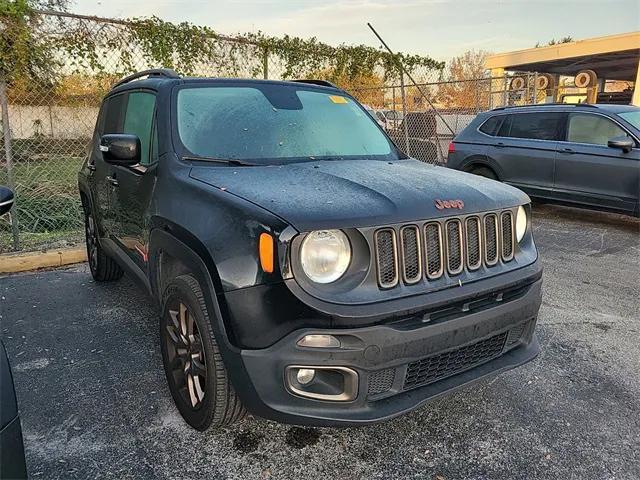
[498,112,563,141]
[479,115,503,136]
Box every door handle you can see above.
[495,142,505,148]
[559,147,574,154]
[106,175,119,187]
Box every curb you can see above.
[0,247,87,274]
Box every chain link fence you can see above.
[0,11,553,254]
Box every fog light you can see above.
[286,366,358,401]
[296,368,316,385]
[297,334,340,348]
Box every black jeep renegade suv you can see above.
[78,69,542,430]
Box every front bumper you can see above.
[236,274,542,426]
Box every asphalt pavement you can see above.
[1,204,639,480]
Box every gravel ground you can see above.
[1,204,639,480]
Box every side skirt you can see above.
[101,237,152,295]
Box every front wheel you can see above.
[160,274,245,430]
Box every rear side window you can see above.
[479,115,503,136]
[567,113,629,146]
[498,112,562,141]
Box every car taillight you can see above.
[448,142,456,154]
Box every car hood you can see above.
[189,159,529,231]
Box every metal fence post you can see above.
[262,47,269,79]
[0,77,20,251]
[399,69,410,157]
[392,87,397,129]
[503,73,508,106]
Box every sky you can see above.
[71,0,639,61]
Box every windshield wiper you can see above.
[182,156,258,167]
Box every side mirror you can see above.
[0,186,14,216]
[607,135,634,153]
[100,134,140,166]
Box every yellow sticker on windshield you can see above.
[329,95,348,104]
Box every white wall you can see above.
[6,105,98,139]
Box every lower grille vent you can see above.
[506,321,528,346]
[403,332,507,391]
[368,368,395,396]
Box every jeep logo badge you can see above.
[435,199,464,210]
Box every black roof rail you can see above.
[291,79,340,89]
[491,102,597,111]
[113,68,181,89]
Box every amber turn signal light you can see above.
[259,232,274,273]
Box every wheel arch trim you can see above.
[148,223,238,348]
[78,180,109,245]
[148,225,262,410]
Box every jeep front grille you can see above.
[501,211,514,261]
[424,223,443,279]
[484,214,499,266]
[374,228,399,288]
[445,219,463,275]
[374,209,516,289]
[465,217,482,270]
[400,226,422,284]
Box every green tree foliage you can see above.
[0,0,68,83]
[2,5,444,104]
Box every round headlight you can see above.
[516,205,527,243]
[300,230,351,283]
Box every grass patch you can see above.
[0,155,85,252]
[0,228,83,254]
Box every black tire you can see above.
[84,209,123,282]
[470,166,498,181]
[160,274,245,430]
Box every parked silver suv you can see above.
[447,104,640,217]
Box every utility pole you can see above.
[367,23,455,137]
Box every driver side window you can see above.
[567,113,629,146]
[123,92,157,165]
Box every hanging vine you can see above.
[47,11,443,81]
[2,4,445,104]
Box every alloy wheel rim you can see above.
[165,302,207,408]
[85,214,98,271]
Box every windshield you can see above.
[618,110,640,130]
[176,85,399,163]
